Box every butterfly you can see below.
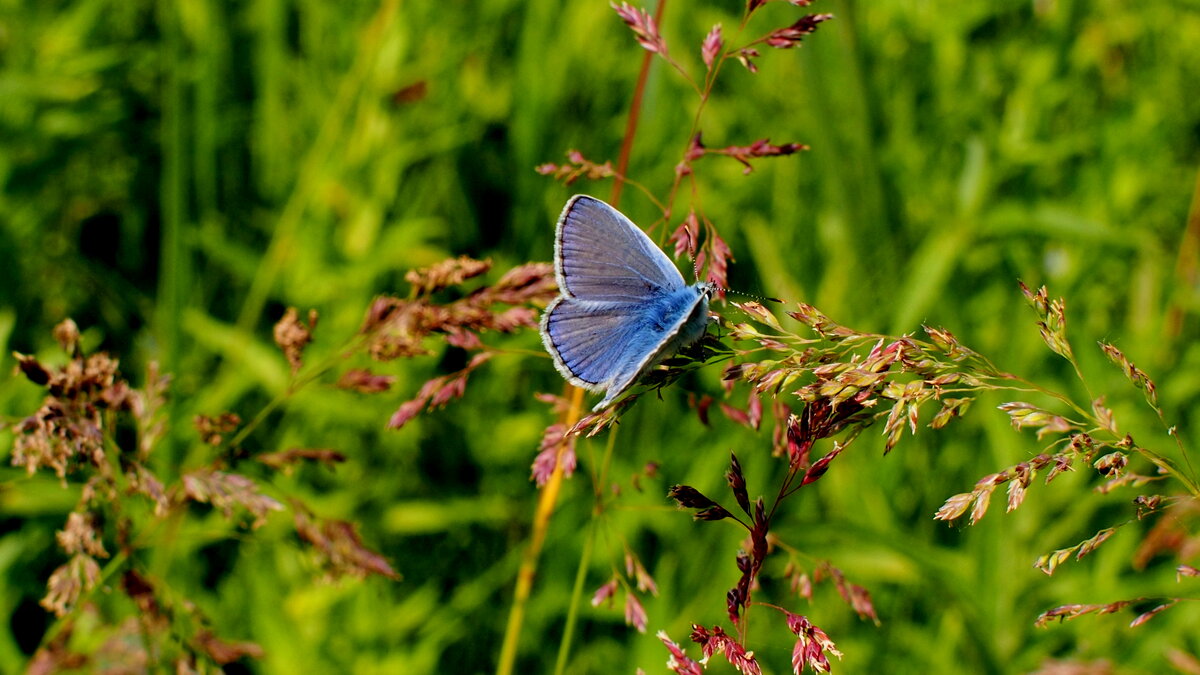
[540,195,714,411]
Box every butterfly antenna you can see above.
[723,286,783,304]
[688,244,778,303]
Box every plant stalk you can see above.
[496,2,667,667]
[496,386,585,675]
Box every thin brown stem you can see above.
[496,386,586,675]
[496,4,669,668]
[1167,162,1200,339]
[611,0,668,209]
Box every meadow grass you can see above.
[1,0,1199,672]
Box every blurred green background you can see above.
[2,0,1200,672]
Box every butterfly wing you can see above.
[542,286,710,411]
[554,195,686,302]
[541,297,647,392]
[543,195,710,411]
[590,285,710,410]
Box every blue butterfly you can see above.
[541,195,714,411]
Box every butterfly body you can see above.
[541,195,713,411]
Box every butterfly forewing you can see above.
[555,195,685,302]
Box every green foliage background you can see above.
[2,0,1199,672]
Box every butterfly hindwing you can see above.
[541,297,649,391]
[543,285,710,411]
[591,285,710,410]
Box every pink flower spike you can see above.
[706,232,733,293]
[658,631,704,675]
[628,556,660,595]
[668,211,700,259]
[386,399,426,430]
[591,579,618,607]
[624,593,648,632]
[702,24,723,70]
[336,368,395,393]
[748,393,764,430]
[689,625,761,675]
[611,2,668,55]
[786,613,843,674]
[530,423,577,486]
[765,14,834,49]
[736,48,760,73]
[686,133,707,161]
[720,402,751,427]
